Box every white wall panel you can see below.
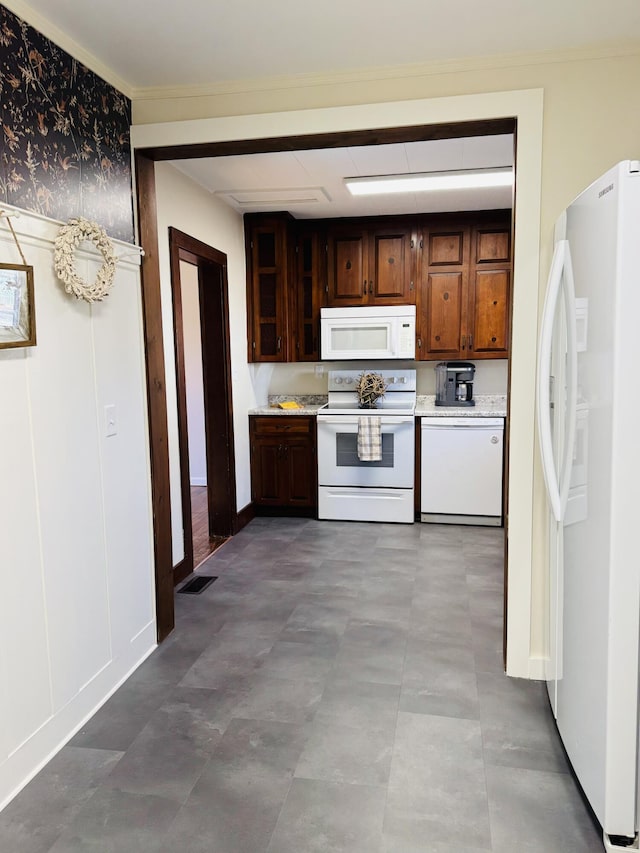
[27,252,111,708]
[0,208,155,809]
[0,352,52,755]
[91,261,155,659]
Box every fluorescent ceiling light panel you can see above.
[345,167,513,196]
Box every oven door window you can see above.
[336,432,394,467]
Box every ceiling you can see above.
[13,0,640,91]
[170,134,515,219]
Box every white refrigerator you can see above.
[537,160,640,851]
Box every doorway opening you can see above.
[135,105,541,664]
[168,227,237,587]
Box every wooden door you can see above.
[246,217,289,361]
[251,438,285,504]
[327,227,368,305]
[468,270,510,355]
[293,227,325,360]
[418,227,469,359]
[422,272,465,357]
[467,224,511,357]
[285,439,317,505]
[368,226,414,303]
[168,228,237,588]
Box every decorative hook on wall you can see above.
[116,247,146,261]
[0,208,28,266]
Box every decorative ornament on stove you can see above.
[355,371,387,408]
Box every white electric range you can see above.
[316,369,416,523]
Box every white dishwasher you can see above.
[421,416,504,526]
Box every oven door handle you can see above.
[317,416,414,425]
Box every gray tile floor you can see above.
[0,518,604,852]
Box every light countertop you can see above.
[249,395,327,416]
[250,394,507,417]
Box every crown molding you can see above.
[1,0,134,98]
[2,2,638,107]
[131,40,640,102]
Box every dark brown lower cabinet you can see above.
[250,415,317,511]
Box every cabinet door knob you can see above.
[468,334,473,350]
[363,279,367,295]
[369,280,373,294]
[277,336,282,352]
[461,335,466,350]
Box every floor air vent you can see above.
[177,575,218,595]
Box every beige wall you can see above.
[153,163,254,564]
[133,46,640,243]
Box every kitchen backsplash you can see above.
[250,360,509,406]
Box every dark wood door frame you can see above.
[134,118,517,642]
[169,228,237,586]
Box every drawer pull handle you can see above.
[491,435,499,444]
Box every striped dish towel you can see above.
[357,416,382,462]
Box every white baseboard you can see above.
[0,622,157,812]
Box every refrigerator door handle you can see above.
[559,242,578,520]
[537,239,577,522]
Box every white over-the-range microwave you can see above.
[320,305,416,360]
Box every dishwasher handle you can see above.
[421,417,504,429]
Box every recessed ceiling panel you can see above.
[171,134,514,219]
[216,187,331,210]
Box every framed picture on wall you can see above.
[0,263,36,349]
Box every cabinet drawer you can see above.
[251,416,314,436]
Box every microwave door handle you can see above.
[388,320,398,357]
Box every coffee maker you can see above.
[435,361,476,407]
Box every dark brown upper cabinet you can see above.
[326,220,416,306]
[416,212,512,361]
[246,210,512,363]
[292,225,326,361]
[468,225,511,356]
[245,214,326,363]
[245,213,292,362]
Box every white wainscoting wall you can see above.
[0,206,156,809]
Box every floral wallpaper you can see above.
[0,5,134,243]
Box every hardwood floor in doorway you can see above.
[191,486,228,568]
